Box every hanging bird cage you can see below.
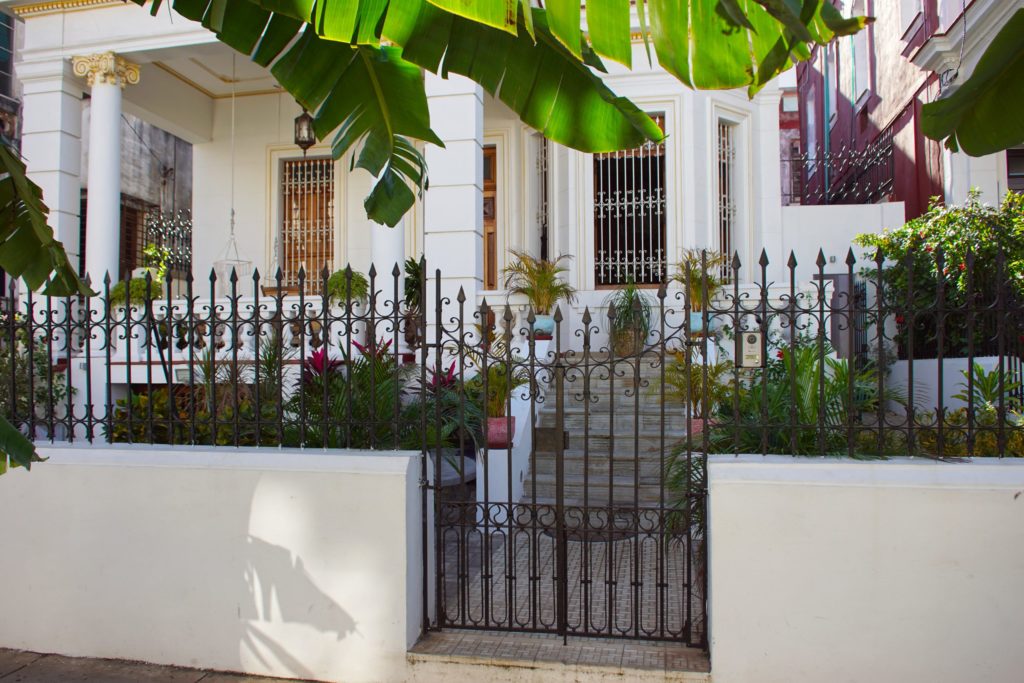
[213,221,253,297]
[213,54,253,298]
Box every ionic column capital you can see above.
[71,51,140,88]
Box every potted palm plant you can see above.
[672,249,729,333]
[604,278,652,356]
[474,360,529,448]
[502,249,577,340]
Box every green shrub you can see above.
[855,190,1024,358]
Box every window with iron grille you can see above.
[593,113,666,286]
[717,119,738,277]
[279,157,335,293]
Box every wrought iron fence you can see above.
[782,129,895,205]
[3,245,1024,645]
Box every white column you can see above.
[423,73,484,334]
[371,217,406,280]
[18,60,84,279]
[72,52,139,283]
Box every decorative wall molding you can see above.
[11,0,122,17]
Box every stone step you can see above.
[530,456,667,479]
[534,433,689,455]
[536,409,696,430]
[524,475,667,507]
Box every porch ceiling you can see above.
[129,42,282,99]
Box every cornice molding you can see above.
[11,0,123,17]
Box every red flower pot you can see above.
[486,416,516,449]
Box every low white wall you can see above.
[709,455,1024,683]
[0,445,423,683]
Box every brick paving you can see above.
[410,629,710,673]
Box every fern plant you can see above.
[502,250,577,315]
[604,279,652,356]
[326,268,370,306]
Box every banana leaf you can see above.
[139,0,663,226]
[921,9,1024,156]
[428,0,870,95]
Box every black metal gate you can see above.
[425,290,708,646]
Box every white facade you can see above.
[4,0,916,359]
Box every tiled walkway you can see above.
[410,629,710,674]
[438,505,705,641]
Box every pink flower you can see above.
[353,337,394,359]
[303,347,341,382]
[429,361,458,390]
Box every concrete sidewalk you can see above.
[0,649,313,683]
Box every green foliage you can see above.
[672,249,729,311]
[922,9,1024,156]
[286,341,412,449]
[953,362,1023,412]
[468,360,529,418]
[111,333,291,447]
[109,278,163,307]
[855,191,1024,358]
[325,268,370,306]
[403,361,484,452]
[502,250,577,315]
[706,338,891,456]
[0,331,71,472]
[604,279,652,356]
[664,346,733,420]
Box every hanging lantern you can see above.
[294,108,316,155]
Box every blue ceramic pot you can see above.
[532,314,556,338]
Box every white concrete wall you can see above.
[889,356,1001,412]
[779,201,906,282]
[0,445,423,683]
[709,455,1024,683]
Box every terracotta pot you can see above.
[486,416,516,448]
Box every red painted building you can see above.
[794,0,1020,220]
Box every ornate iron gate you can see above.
[426,292,708,646]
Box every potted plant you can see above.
[109,244,171,307]
[502,249,577,340]
[604,278,652,356]
[325,267,370,307]
[473,359,529,448]
[672,249,728,333]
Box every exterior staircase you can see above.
[523,356,690,509]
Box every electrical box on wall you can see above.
[739,331,764,368]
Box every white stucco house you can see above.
[7,0,903,351]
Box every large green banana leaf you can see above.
[428,0,870,95]
[140,0,662,226]
[0,145,89,297]
[921,9,1024,156]
[0,143,84,474]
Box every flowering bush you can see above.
[855,191,1024,358]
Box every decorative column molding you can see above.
[71,51,140,89]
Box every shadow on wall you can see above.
[240,535,357,678]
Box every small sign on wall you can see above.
[739,331,764,368]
